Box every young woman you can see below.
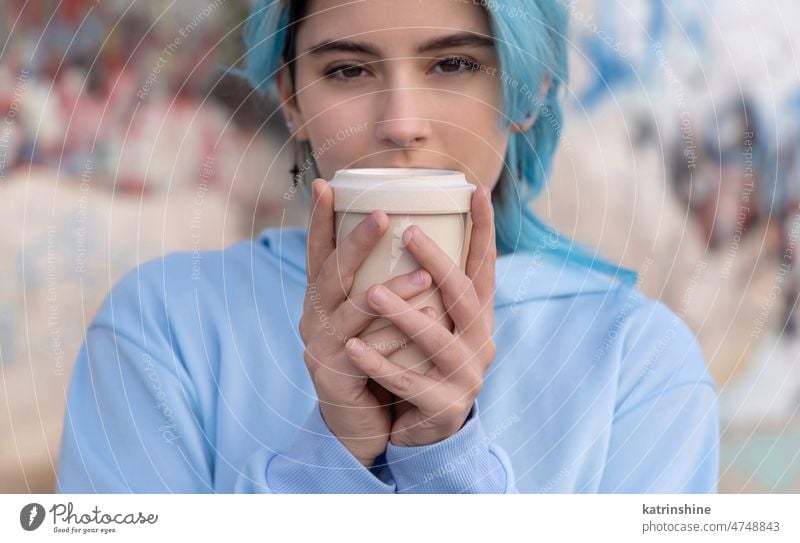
[57,0,719,493]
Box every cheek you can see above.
[438,95,508,187]
[301,99,371,176]
[441,76,506,145]
[316,92,367,126]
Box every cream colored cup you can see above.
[329,168,476,374]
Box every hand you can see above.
[344,185,497,447]
[299,178,437,467]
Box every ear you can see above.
[276,58,309,141]
[510,77,552,134]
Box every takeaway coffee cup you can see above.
[329,168,476,374]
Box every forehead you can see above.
[298,0,493,52]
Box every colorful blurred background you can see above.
[1,0,799,493]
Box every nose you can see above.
[374,86,433,148]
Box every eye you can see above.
[324,63,370,81]
[434,56,481,75]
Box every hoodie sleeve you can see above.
[384,401,518,493]
[56,320,216,493]
[597,298,720,493]
[56,260,395,494]
[234,402,396,493]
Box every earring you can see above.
[513,112,536,132]
[290,139,304,188]
[286,119,301,187]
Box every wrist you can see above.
[390,406,473,447]
[385,403,512,493]
[319,406,383,468]
[343,441,379,468]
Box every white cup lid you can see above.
[330,168,476,214]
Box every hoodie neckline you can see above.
[258,226,624,306]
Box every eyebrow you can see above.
[306,31,495,58]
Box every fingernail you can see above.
[410,269,427,285]
[370,285,389,306]
[346,337,364,355]
[402,226,417,246]
[369,211,385,232]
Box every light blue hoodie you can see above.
[56,226,719,493]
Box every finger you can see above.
[330,268,432,339]
[366,378,393,408]
[465,185,497,307]
[365,284,468,378]
[315,210,389,309]
[313,308,436,377]
[359,307,436,356]
[345,337,440,410]
[307,178,335,282]
[400,224,480,332]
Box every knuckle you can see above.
[430,329,452,354]
[459,397,475,414]
[391,371,414,394]
[317,257,333,283]
[298,317,310,342]
[339,297,360,322]
[339,271,355,291]
[468,370,484,393]
[314,373,341,399]
[456,273,473,293]
[302,348,319,371]
[444,401,467,421]
[457,364,483,391]
[483,340,497,363]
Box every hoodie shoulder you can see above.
[257,225,631,305]
[494,250,628,307]
[258,226,308,284]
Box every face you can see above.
[276,0,533,192]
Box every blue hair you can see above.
[240,0,638,289]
